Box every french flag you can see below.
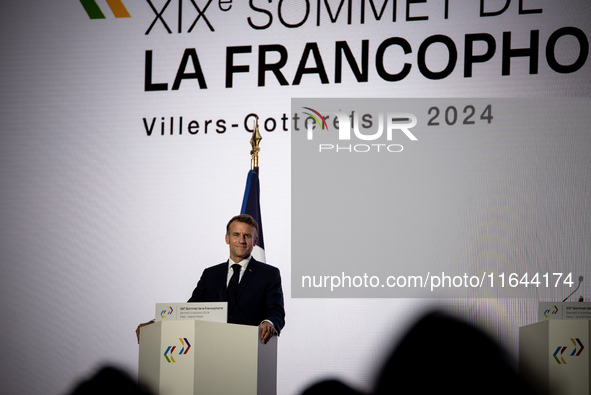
[240,166,265,262]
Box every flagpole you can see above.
[242,116,266,261]
[250,117,262,170]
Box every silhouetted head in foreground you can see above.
[69,366,153,395]
[302,311,545,395]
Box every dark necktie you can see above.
[227,264,241,301]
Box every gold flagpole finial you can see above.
[250,117,262,170]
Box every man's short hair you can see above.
[226,214,259,237]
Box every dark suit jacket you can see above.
[187,258,285,333]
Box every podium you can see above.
[519,320,590,395]
[138,320,278,395]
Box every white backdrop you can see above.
[1,1,590,394]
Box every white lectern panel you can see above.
[138,320,277,395]
[520,320,590,395]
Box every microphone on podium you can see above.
[562,275,584,302]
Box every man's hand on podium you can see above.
[259,321,276,344]
[136,320,155,344]
[136,319,275,344]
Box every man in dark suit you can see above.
[187,214,285,344]
[136,214,285,345]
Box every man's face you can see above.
[225,220,258,262]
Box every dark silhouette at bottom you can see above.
[303,311,546,395]
[69,366,153,395]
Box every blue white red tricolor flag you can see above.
[240,167,265,262]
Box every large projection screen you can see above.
[1,1,590,394]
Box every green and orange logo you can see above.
[302,107,329,131]
[80,0,130,19]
